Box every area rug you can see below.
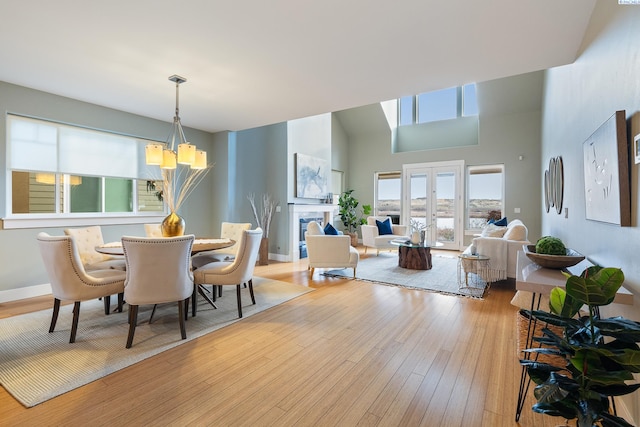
[323,253,488,299]
[0,277,312,408]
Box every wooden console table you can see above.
[514,251,633,421]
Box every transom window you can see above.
[399,83,478,126]
[5,114,165,228]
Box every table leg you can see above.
[515,292,542,421]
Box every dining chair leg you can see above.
[236,284,243,318]
[126,305,139,348]
[103,295,111,315]
[117,293,124,312]
[248,279,255,305]
[218,285,222,298]
[69,301,81,343]
[178,300,187,339]
[191,286,197,317]
[149,304,158,323]
[49,298,61,333]
[184,299,189,321]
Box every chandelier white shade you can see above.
[146,75,207,170]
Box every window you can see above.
[466,165,504,230]
[375,171,401,223]
[6,114,165,227]
[398,84,478,126]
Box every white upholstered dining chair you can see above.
[193,228,262,318]
[191,221,252,269]
[121,234,195,348]
[144,223,163,238]
[64,225,127,271]
[37,232,126,343]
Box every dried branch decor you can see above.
[161,165,211,213]
[248,193,279,238]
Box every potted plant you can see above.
[520,265,640,427]
[338,189,371,246]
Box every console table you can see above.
[514,251,633,421]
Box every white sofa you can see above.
[305,221,359,278]
[361,216,410,255]
[462,219,530,280]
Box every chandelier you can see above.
[144,75,206,169]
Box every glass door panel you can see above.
[435,170,456,244]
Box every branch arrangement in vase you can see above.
[248,193,279,238]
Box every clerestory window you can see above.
[398,83,478,126]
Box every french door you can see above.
[402,161,463,250]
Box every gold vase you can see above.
[161,211,185,237]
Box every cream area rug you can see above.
[324,253,488,299]
[0,277,312,408]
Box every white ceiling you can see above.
[0,1,596,133]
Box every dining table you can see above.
[96,237,235,313]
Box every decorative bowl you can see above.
[523,244,585,269]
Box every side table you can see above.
[457,253,490,291]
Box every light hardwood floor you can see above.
[1,248,563,426]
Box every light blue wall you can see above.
[541,2,640,421]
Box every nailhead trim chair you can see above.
[36,232,126,343]
[121,234,195,348]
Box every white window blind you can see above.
[8,114,142,179]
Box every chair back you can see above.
[220,222,252,255]
[223,228,263,283]
[36,232,91,300]
[122,235,195,305]
[144,223,163,238]
[63,225,108,265]
[366,216,392,227]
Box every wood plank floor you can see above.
[1,249,564,426]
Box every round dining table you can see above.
[95,237,235,256]
[96,237,235,313]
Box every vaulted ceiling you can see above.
[0,1,596,133]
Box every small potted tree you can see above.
[520,266,640,427]
[338,189,371,247]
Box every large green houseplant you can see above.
[520,266,640,427]
[338,189,371,246]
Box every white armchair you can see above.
[305,221,359,279]
[361,216,410,255]
[462,219,530,280]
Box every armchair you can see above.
[361,216,410,255]
[462,219,530,280]
[305,221,358,279]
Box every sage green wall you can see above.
[541,3,640,421]
[0,81,215,296]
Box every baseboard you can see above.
[0,283,51,303]
[269,252,289,262]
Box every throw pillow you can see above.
[481,224,507,238]
[494,217,508,227]
[376,218,393,235]
[323,223,339,235]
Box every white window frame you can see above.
[465,164,505,234]
[3,114,166,229]
[398,84,478,126]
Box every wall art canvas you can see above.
[295,153,328,199]
[582,110,630,226]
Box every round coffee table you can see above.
[390,239,443,270]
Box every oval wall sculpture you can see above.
[544,156,564,215]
